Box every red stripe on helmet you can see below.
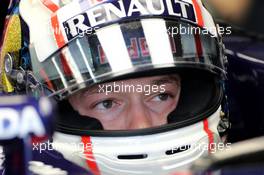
[40,0,59,13]
[192,0,204,27]
[60,53,73,76]
[203,119,214,153]
[81,136,101,175]
[40,68,54,90]
[51,14,66,48]
[90,0,103,5]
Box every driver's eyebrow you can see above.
[81,85,100,96]
[82,83,116,96]
[150,76,180,86]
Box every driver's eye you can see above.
[95,100,114,110]
[158,93,170,101]
[102,100,113,108]
[152,93,171,102]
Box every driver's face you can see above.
[69,75,181,130]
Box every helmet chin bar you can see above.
[52,107,222,175]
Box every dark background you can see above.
[0,0,10,39]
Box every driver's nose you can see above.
[127,100,152,130]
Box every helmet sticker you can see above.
[97,36,178,65]
[62,0,197,40]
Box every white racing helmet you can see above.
[18,0,229,174]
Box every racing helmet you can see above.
[1,0,229,174]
